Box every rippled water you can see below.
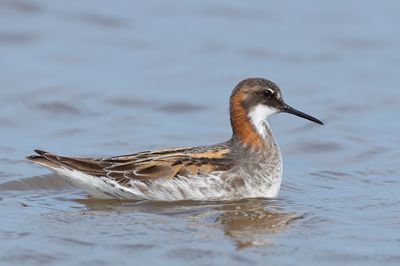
[1,0,399,265]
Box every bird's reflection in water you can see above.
[215,198,301,249]
[75,197,302,250]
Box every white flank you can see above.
[248,104,277,138]
[48,166,282,201]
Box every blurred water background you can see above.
[0,0,399,265]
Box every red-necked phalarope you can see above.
[27,78,323,201]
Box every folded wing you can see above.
[27,145,234,186]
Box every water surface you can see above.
[1,0,399,265]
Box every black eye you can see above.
[263,89,273,98]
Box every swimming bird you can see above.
[27,78,323,201]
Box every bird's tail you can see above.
[26,149,62,170]
[26,149,132,199]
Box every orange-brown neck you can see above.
[230,91,264,149]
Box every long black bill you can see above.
[283,104,324,125]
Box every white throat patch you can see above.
[248,104,277,138]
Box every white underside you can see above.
[50,165,282,201]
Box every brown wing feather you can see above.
[27,145,234,186]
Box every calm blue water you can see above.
[1,1,399,265]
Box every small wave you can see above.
[157,102,206,113]
[0,174,74,191]
[35,102,81,116]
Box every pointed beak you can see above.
[282,104,324,125]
